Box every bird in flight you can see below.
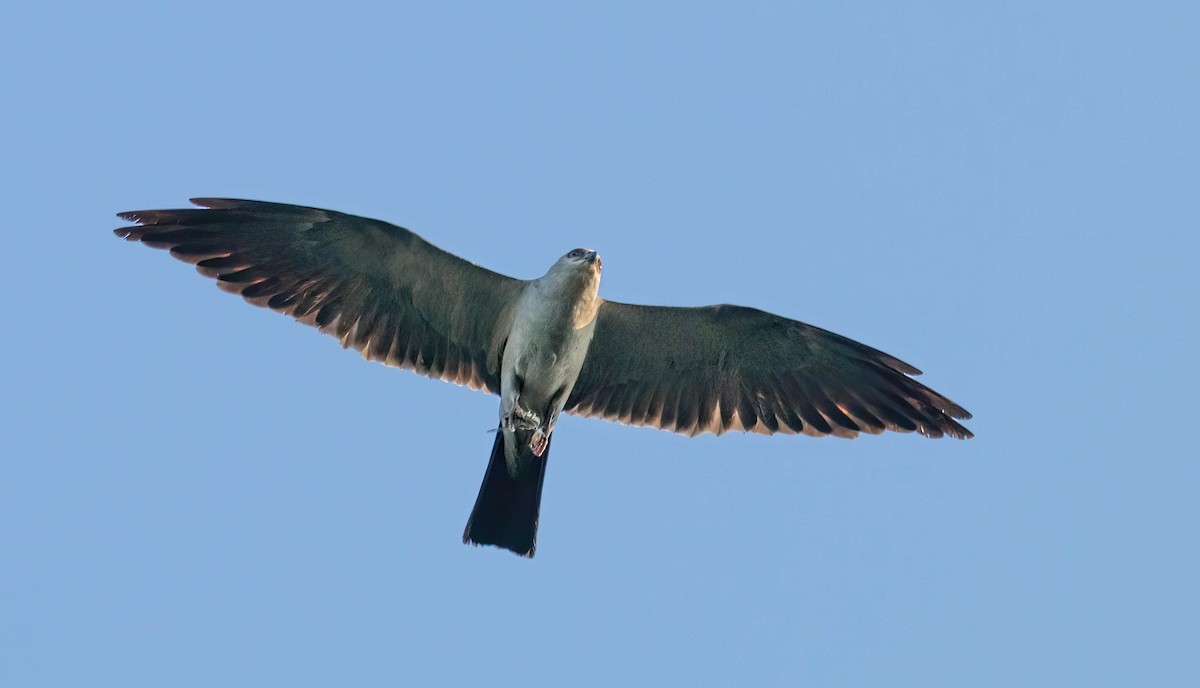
[116,199,972,558]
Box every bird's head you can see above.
[547,247,602,282]
[542,247,603,303]
[563,247,601,273]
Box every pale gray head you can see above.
[542,247,603,290]
[543,247,603,293]
[563,247,601,273]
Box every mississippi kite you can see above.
[116,199,972,557]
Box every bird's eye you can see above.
[568,249,582,259]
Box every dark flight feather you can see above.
[566,302,972,439]
[116,198,524,394]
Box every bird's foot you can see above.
[502,406,541,433]
[529,429,549,458]
[502,405,548,455]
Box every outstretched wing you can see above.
[565,302,972,439]
[116,198,524,394]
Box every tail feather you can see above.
[462,429,551,557]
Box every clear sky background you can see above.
[2,2,1196,686]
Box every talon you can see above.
[530,430,549,457]
[503,405,543,433]
[515,407,541,431]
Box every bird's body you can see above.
[117,198,973,558]
[464,250,602,555]
[499,250,601,461]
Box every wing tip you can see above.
[889,358,923,376]
[189,197,240,209]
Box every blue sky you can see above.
[2,2,1196,686]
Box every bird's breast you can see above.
[503,288,597,405]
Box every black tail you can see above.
[462,429,551,558]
